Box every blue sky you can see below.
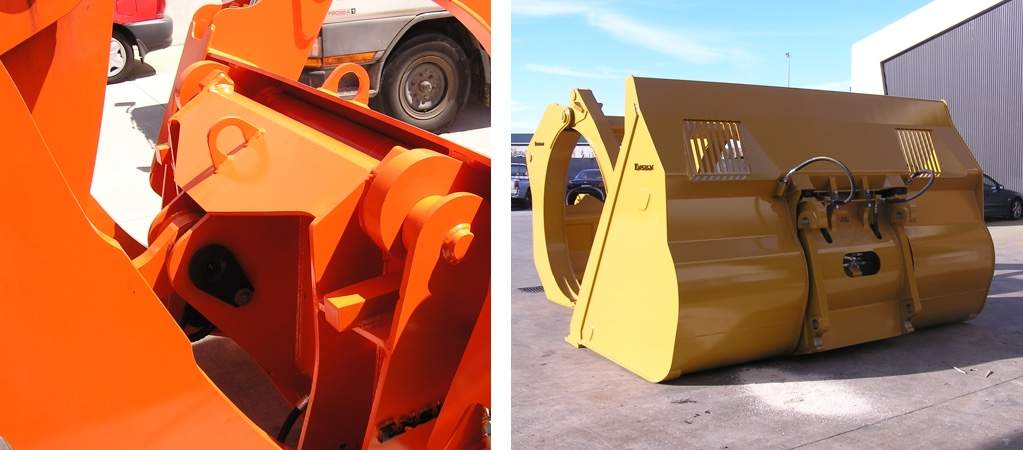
[511,0,930,132]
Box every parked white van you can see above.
[301,0,489,132]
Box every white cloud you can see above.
[513,1,589,16]
[527,63,630,79]
[513,0,750,65]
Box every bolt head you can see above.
[442,224,474,264]
[234,288,253,306]
[562,107,573,125]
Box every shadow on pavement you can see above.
[442,99,489,134]
[979,430,1023,449]
[669,290,1023,387]
[659,263,1023,387]
[127,61,157,81]
[990,263,1023,295]
[511,200,531,211]
[986,218,1023,227]
[193,336,296,445]
[129,103,167,145]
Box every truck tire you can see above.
[378,32,470,132]
[108,29,135,84]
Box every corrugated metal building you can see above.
[877,0,1023,191]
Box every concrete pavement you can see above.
[92,48,179,243]
[512,209,1023,449]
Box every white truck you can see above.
[301,0,489,132]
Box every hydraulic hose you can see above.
[276,396,310,443]
[890,169,935,203]
[777,156,857,205]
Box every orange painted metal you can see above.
[151,0,332,191]
[2,0,147,256]
[150,57,491,446]
[0,0,490,449]
[0,1,278,448]
[433,0,491,55]
[319,62,371,105]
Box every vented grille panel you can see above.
[896,129,942,174]
[683,120,750,179]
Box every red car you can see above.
[110,0,173,83]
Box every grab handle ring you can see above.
[319,62,370,106]
[206,116,264,173]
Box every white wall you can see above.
[164,0,224,45]
[850,0,1002,94]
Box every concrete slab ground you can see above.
[511,209,1023,449]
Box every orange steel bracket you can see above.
[142,57,491,445]
[153,0,332,180]
[428,294,491,449]
[146,66,491,444]
[319,62,371,106]
[146,2,491,448]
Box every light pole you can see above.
[785,52,791,87]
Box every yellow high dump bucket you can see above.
[528,78,994,382]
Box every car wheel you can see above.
[379,33,470,132]
[1010,198,1022,220]
[108,30,135,84]
[566,187,605,205]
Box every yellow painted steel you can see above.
[528,77,995,382]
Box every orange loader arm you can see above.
[0,1,490,449]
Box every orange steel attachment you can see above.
[0,1,490,449]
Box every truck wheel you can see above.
[108,30,135,84]
[379,33,470,132]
